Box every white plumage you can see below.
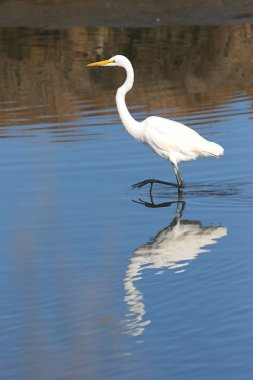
[143,116,223,162]
[87,55,224,190]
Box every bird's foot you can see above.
[131,179,156,189]
[132,179,180,189]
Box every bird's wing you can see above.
[144,116,203,154]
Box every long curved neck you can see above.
[116,62,143,141]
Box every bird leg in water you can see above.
[132,179,179,190]
[173,164,185,188]
[132,164,185,194]
[132,165,185,192]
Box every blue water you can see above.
[0,26,252,380]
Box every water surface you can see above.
[0,25,252,380]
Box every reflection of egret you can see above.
[123,199,227,336]
[87,55,224,192]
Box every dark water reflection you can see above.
[1,24,253,135]
[0,25,252,380]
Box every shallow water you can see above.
[0,25,252,380]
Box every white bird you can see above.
[87,55,224,191]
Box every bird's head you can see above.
[86,55,130,68]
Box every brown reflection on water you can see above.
[0,24,253,132]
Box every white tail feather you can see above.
[202,141,224,157]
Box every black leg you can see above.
[173,164,185,189]
[132,178,179,189]
[132,164,185,192]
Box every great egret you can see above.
[87,55,224,191]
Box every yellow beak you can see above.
[86,59,113,67]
